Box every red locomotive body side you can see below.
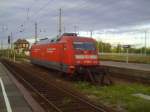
[30,33,99,74]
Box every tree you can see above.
[116,44,122,53]
[96,41,112,53]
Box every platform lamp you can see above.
[123,45,131,63]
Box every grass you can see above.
[74,82,150,112]
[100,54,150,64]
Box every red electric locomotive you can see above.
[30,33,110,83]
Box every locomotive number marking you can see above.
[47,48,56,53]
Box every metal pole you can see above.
[74,25,77,34]
[144,31,147,56]
[140,35,143,55]
[8,46,10,59]
[10,32,13,56]
[13,49,15,62]
[10,32,15,62]
[58,8,62,38]
[64,26,66,33]
[27,8,30,20]
[8,35,10,59]
[126,48,128,63]
[1,25,5,58]
[35,22,37,43]
[90,30,93,38]
[98,41,100,52]
[1,40,3,57]
[101,42,103,53]
[10,32,12,49]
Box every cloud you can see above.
[0,0,150,46]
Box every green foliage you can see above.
[100,54,150,64]
[74,82,150,112]
[96,41,112,52]
[115,44,122,53]
[0,49,28,60]
[96,41,150,55]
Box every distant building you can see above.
[14,39,30,55]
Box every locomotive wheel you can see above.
[91,67,113,85]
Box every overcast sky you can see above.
[0,0,150,47]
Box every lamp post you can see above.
[123,45,131,63]
[144,31,147,56]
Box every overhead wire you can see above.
[14,0,41,33]
[14,0,52,37]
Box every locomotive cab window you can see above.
[73,42,96,50]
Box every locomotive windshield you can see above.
[73,42,96,50]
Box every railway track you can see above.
[111,73,150,85]
[2,60,113,112]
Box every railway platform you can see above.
[101,61,150,72]
[101,61,150,82]
[0,62,43,112]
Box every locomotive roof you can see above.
[60,35,95,42]
[36,36,59,45]
[35,33,95,45]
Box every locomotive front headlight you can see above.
[75,55,84,59]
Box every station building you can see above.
[14,39,30,55]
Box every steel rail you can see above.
[2,60,113,112]
[3,62,63,112]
